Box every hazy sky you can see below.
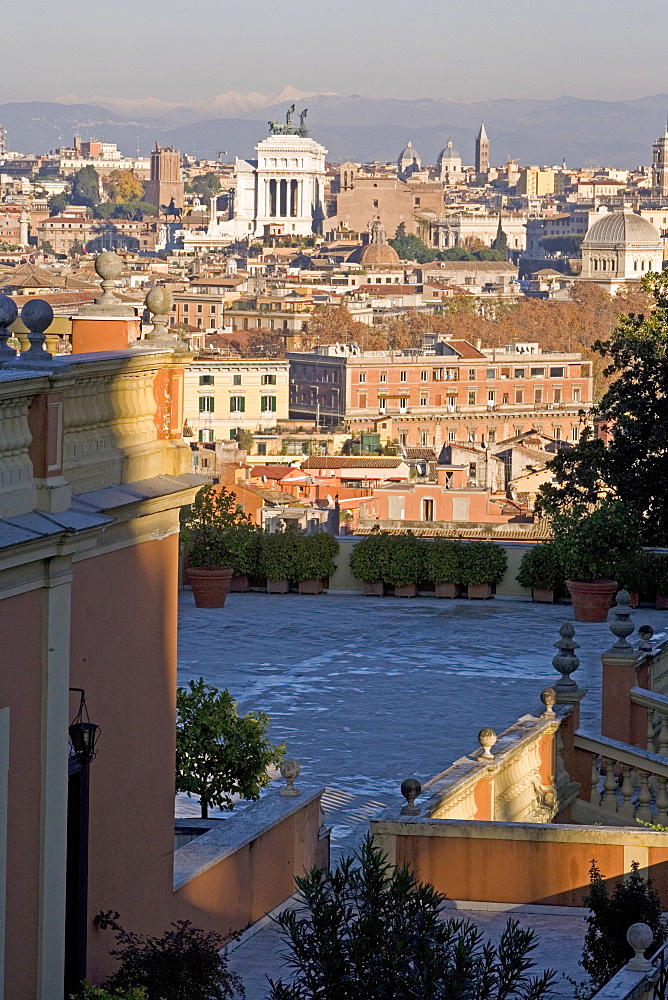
[3,0,668,105]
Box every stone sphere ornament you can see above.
[279,758,301,797]
[540,687,557,718]
[19,298,53,361]
[0,295,18,359]
[145,285,172,317]
[478,728,497,760]
[625,922,653,971]
[400,777,421,815]
[95,251,123,282]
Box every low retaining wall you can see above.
[370,814,668,907]
[173,786,326,938]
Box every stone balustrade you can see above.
[573,731,668,826]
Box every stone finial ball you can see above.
[21,298,54,333]
[280,758,301,782]
[541,687,557,710]
[145,285,173,316]
[0,295,18,327]
[478,728,497,749]
[95,251,123,282]
[401,778,421,801]
[627,921,653,952]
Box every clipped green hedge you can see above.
[423,540,465,585]
[294,533,340,581]
[516,542,565,592]
[349,530,391,584]
[381,533,427,588]
[459,542,507,587]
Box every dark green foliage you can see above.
[71,165,101,207]
[551,500,642,582]
[176,679,284,818]
[103,918,244,1000]
[381,532,426,587]
[191,172,222,201]
[219,523,263,577]
[615,550,653,594]
[424,539,465,584]
[258,531,300,581]
[538,234,583,257]
[48,192,68,215]
[181,485,252,569]
[268,836,555,999]
[390,224,506,264]
[537,272,668,545]
[516,543,565,592]
[651,553,668,595]
[349,529,391,583]
[40,240,55,256]
[460,541,507,586]
[95,200,158,220]
[491,216,508,256]
[581,860,666,990]
[78,984,147,999]
[293,532,339,581]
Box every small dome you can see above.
[438,140,460,161]
[359,241,401,266]
[399,140,419,161]
[582,212,662,248]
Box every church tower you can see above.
[652,123,668,199]
[475,123,489,176]
[144,143,184,209]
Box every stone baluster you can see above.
[658,715,668,756]
[591,755,601,804]
[636,771,653,821]
[601,757,618,810]
[619,765,635,819]
[656,776,668,824]
[647,709,657,753]
[610,589,635,649]
[0,295,18,362]
[552,622,580,695]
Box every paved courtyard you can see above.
[177,591,668,998]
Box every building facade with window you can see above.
[183,359,290,443]
[287,340,593,446]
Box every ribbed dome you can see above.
[582,212,662,247]
[438,140,460,161]
[359,241,401,265]
[399,141,419,161]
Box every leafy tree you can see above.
[580,860,666,990]
[78,983,148,1000]
[100,916,245,1000]
[40,240,55,256]
[538,234,583,258]
[95,200,157,221]
[477,246,507,261]
[71,165,101,207]
[191,172,222,201]
[48,192,68,216]
[538,272,668,544]
[390,226,439,263]
[176,678,284,818]
[104,169,143,203]
[268,836,555,999]
[491,215,508,256]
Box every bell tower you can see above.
[652,122,668,199]
[475,123,489,176]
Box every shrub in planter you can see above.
[295,533,339,594]
[349,530,391,594]
[615,550,653,607]
[651,553,668,609]
[258,532,300,591]
[220,523,263,591]
[424,540,464,598]
[516,542,565,603]
[551,501,643,622]
[181,485,252,608]
[460,541,507,599]
[382,532,427,597]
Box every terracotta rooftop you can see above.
[302,457,406,470]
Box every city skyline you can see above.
[4,0,668,106]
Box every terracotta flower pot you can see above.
[435,582,459,599]
[468,583,493,600]
[394,584,418,598]
[187,567,233,609]
[230,574,249,592]
[532,588,555,604]
[566,579,618,622]
[657,594,668,610]
[363,581,385,596]
[267,578,290,594]
[298,578,323,595]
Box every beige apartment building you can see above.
[183,358,290,443]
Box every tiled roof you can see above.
[249,465,299,480]
[442,340,486,359]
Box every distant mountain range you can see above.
[2,90,667,168]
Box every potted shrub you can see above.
[221,523,263,592]
[181,485,251,608]
[615,550,652,608]
[296,533,339,594]
[424,539,464,598]
[551,501,642,622]
[350,530,391,596]
[460,541,507,599]
[258,531,299,593]
[651,553,668,609]
[382,532,426,598]
[516,542,565,603]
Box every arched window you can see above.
[602,259,606,271]
[641,260,645,271]
[634,260,638,271]
[593,258,598,271]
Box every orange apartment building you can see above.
[287,340,593,449]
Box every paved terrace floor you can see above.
[177,592,668,999]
